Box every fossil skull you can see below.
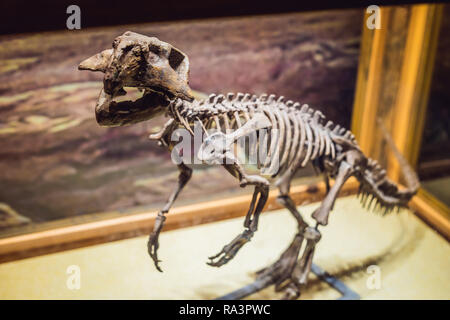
[79,31,193,101]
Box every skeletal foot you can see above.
[207,229,253,267]
[256,232,304,289]
[147,231,163,272]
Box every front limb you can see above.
[207,158,269,267]
[197,124,271,267]
[147,162,192,271]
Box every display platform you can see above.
[0,195,448,299]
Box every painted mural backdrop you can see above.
[0,9,363,233]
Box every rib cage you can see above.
[169,92,359,178]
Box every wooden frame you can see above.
[352,4,444,173]
[410,189,450,239]
[0,179,359,263]
[352,3,449,238]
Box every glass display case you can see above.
[0,2,448,300]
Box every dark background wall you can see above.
[0,0,426,35]
[418,4,450,180]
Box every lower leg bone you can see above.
[276,194,308,230]
[256,232,304,288]
[255,191,309,292]
[291,227,321,286]
[147,163,192,272]
[312,161,353,226]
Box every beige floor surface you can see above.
[0,196,449,299]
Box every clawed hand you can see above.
[148,231,163,272]
[207,229,253,267]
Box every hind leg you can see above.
[280,161,353,298]
[279,226,321,299]
[257,220,321,299]
[312,160,353,226]
[255,179,309,297]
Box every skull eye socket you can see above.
[168,48,185,71]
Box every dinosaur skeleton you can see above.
[79,32,419,299]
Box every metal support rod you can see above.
[215,263,360,300]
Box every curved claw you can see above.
[207,230,252,267]
[207,254,231,267]
[147,233,163,272]
[207,246,237,267]
[208,250,225,261]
